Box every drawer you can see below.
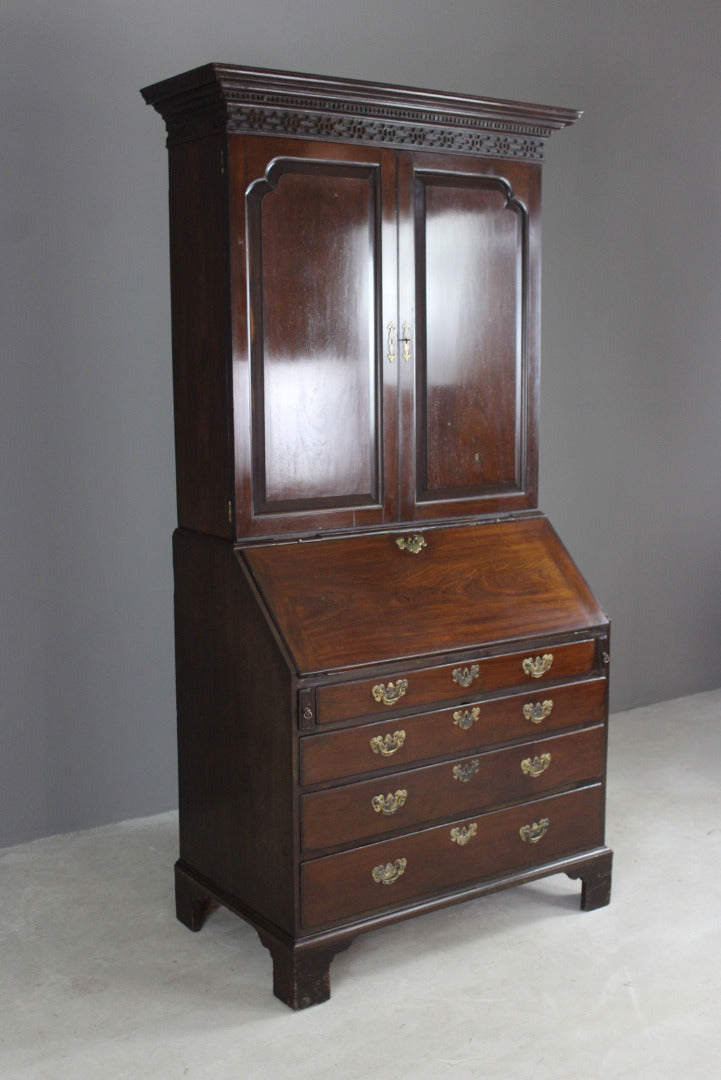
[301,676,606,785]
[301,783,605,929]
[315,639,597,725]
[301,724,605,852]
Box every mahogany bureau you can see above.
[142,64,612,1009]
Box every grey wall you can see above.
[2,1,720,847]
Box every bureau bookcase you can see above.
[142,64,612,1009]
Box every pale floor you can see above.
[2,689,721,1080]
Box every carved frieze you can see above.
[144,64,581,161]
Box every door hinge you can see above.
[228,499,233,524]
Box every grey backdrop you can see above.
[2,0,720,847]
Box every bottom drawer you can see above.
[301,784,604,929]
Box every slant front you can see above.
[241,516,605,674]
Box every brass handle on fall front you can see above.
[387,321,396,364]
[450,823,477,846]
[523,699,554,724]
[370,730,406,757]
[522,653,553,679]
[395,534,426,554]
[521,753,551,778]
[519,818,550,844]
[453,707,480,731]
[372,858,407,885]
[371,789,408,815]
[372,679,408,706]
[452,664,480,689]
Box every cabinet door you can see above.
[229,139,398,536]
[398,153,541,520]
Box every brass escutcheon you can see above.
[372,679,408,706]
[370,730,406,757]
[386,321,396,364]
[452,759,480,783]
[522,699,554,724]
[452,664,480,689]
[395,534,426,554]
[453,707,480,731]
[371,790,408,815]
[522,653,553,679]
[371,858,407,885]
[450,823,477,846]
[519,818,550,844]
[521,752,552,778]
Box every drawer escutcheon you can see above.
[522,653,553,678]
[450,823,477,846]
[523,699,554,723]
[519,818,550,844]
[452,664,480,688]
[452,759,480,783]
[371,858,407,885]
[521,753,552,778]
[372,679,409,706]
[453,706,480,731]
[371,790,408,815]
[370,730,406,757]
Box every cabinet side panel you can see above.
[168,136,232,537]
[173,530,295,934]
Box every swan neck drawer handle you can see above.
[370,730,406,757]
[519,818,550,844]
[522,653,553,678]
[371,858,407,885]
[371,790,408,815]
[372,679,408,705]
[523,699,554,723]
[520,753,551,778]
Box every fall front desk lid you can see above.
[239,515,606,675]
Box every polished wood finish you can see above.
[313,637,599,725]
[143,65,610,1010]
[300,677,607,785]
[301,784,605,929]
[301,725,605,852]
[242,518,603,674]
[141,67,576,540]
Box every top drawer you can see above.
[315,639,597,726]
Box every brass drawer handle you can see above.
[450,823,477,846]
[370,730,406,757]
[372,858,407,885]
[453,706,480,731]
[522,653,553,679]
[452,664,480,688]
[371,789,408,815]
[519,818,550,844]
[395,534,426,554]
[452,760,479,783]
[372,679,408,706]
[521,753,551,778]
[523,699,554,724]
